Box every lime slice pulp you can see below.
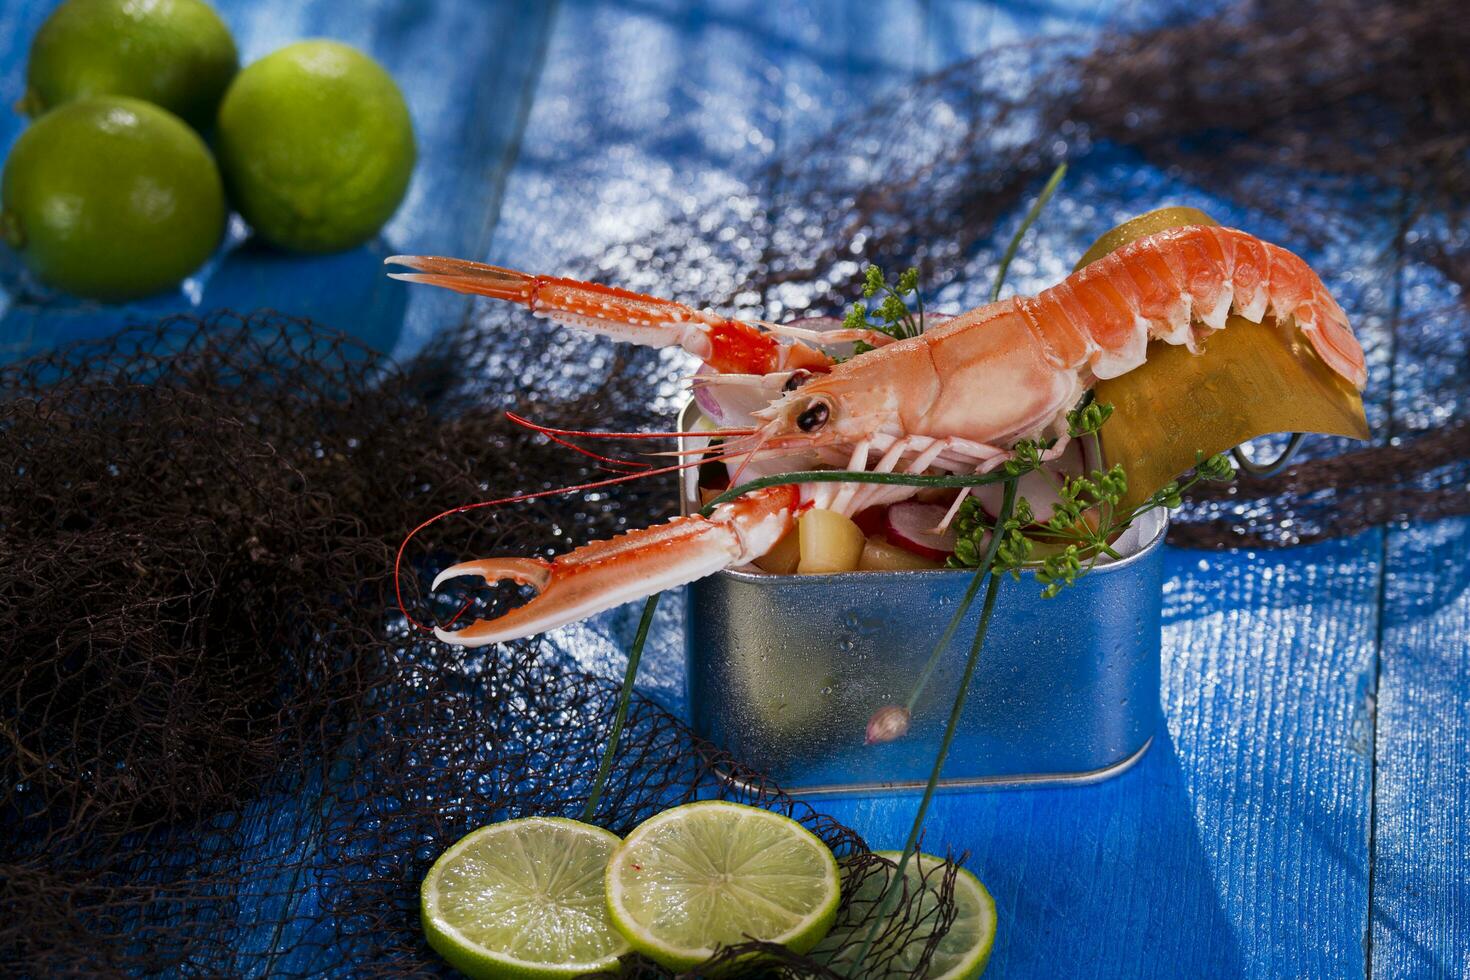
[812,850,997,979]
[605,800,842,971]
[420,817,630,980]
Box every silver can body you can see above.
[684,514,1166,795]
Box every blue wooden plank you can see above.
[740,3,1393,975]
[738,3,1377,977]
[484,0,786,277]
[124,2,554,973]
[1371,251,1470,976]
[0,2,54,152]
[1373,519,1470,979]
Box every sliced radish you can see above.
[691,365,779,427]
[852,505,887,537]
[691,366,728,424]
[975,438,1086,524]
[884,502,958,561]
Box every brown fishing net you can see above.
[1168,422,1470,548]
[0,313,664,842]
[5,0,1466,973]
[0,314,959,977]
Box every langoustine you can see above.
[388,223,1367,647]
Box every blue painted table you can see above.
[2,1,1465,977]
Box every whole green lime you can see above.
[23,0,238,130]
[1,97,226,301]
[215,41,415,253]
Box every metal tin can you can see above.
[680,406,1165,795]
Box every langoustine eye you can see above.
[796,400,830,432]
[782,370,811,392]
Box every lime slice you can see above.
[812,850,997,979]
[420,817,630,980]
[605,800,841,971]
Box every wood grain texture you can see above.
[1373,520,1470,980]
[1371,255,1470,978]
[479,0,798,707]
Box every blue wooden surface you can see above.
[2,0,1465,977]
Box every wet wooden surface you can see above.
[1,0,1463,976]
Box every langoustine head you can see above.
[740,351,922,460]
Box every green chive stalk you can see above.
[848,479,1018,975]
[581,592,660,822]
[990,162,1067,302]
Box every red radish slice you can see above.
[691,365,777,427]
[691,366,728,424]
[884,502,958,560]
[974,438,1086,523]
[853,505,887,537]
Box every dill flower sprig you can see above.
[842,263,926,355]
[948,396,1237,595]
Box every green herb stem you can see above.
[990,162,1068,302]
[847,479,1018,975]
[581,592,661,822]
[904,568,987,715]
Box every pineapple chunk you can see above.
[797,509,866,574]
[858,535,943,571]
[753,526,801,574]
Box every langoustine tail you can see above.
[1018,225,1369,389]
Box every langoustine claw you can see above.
[384,255,834,375]
[430,486,800,646]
